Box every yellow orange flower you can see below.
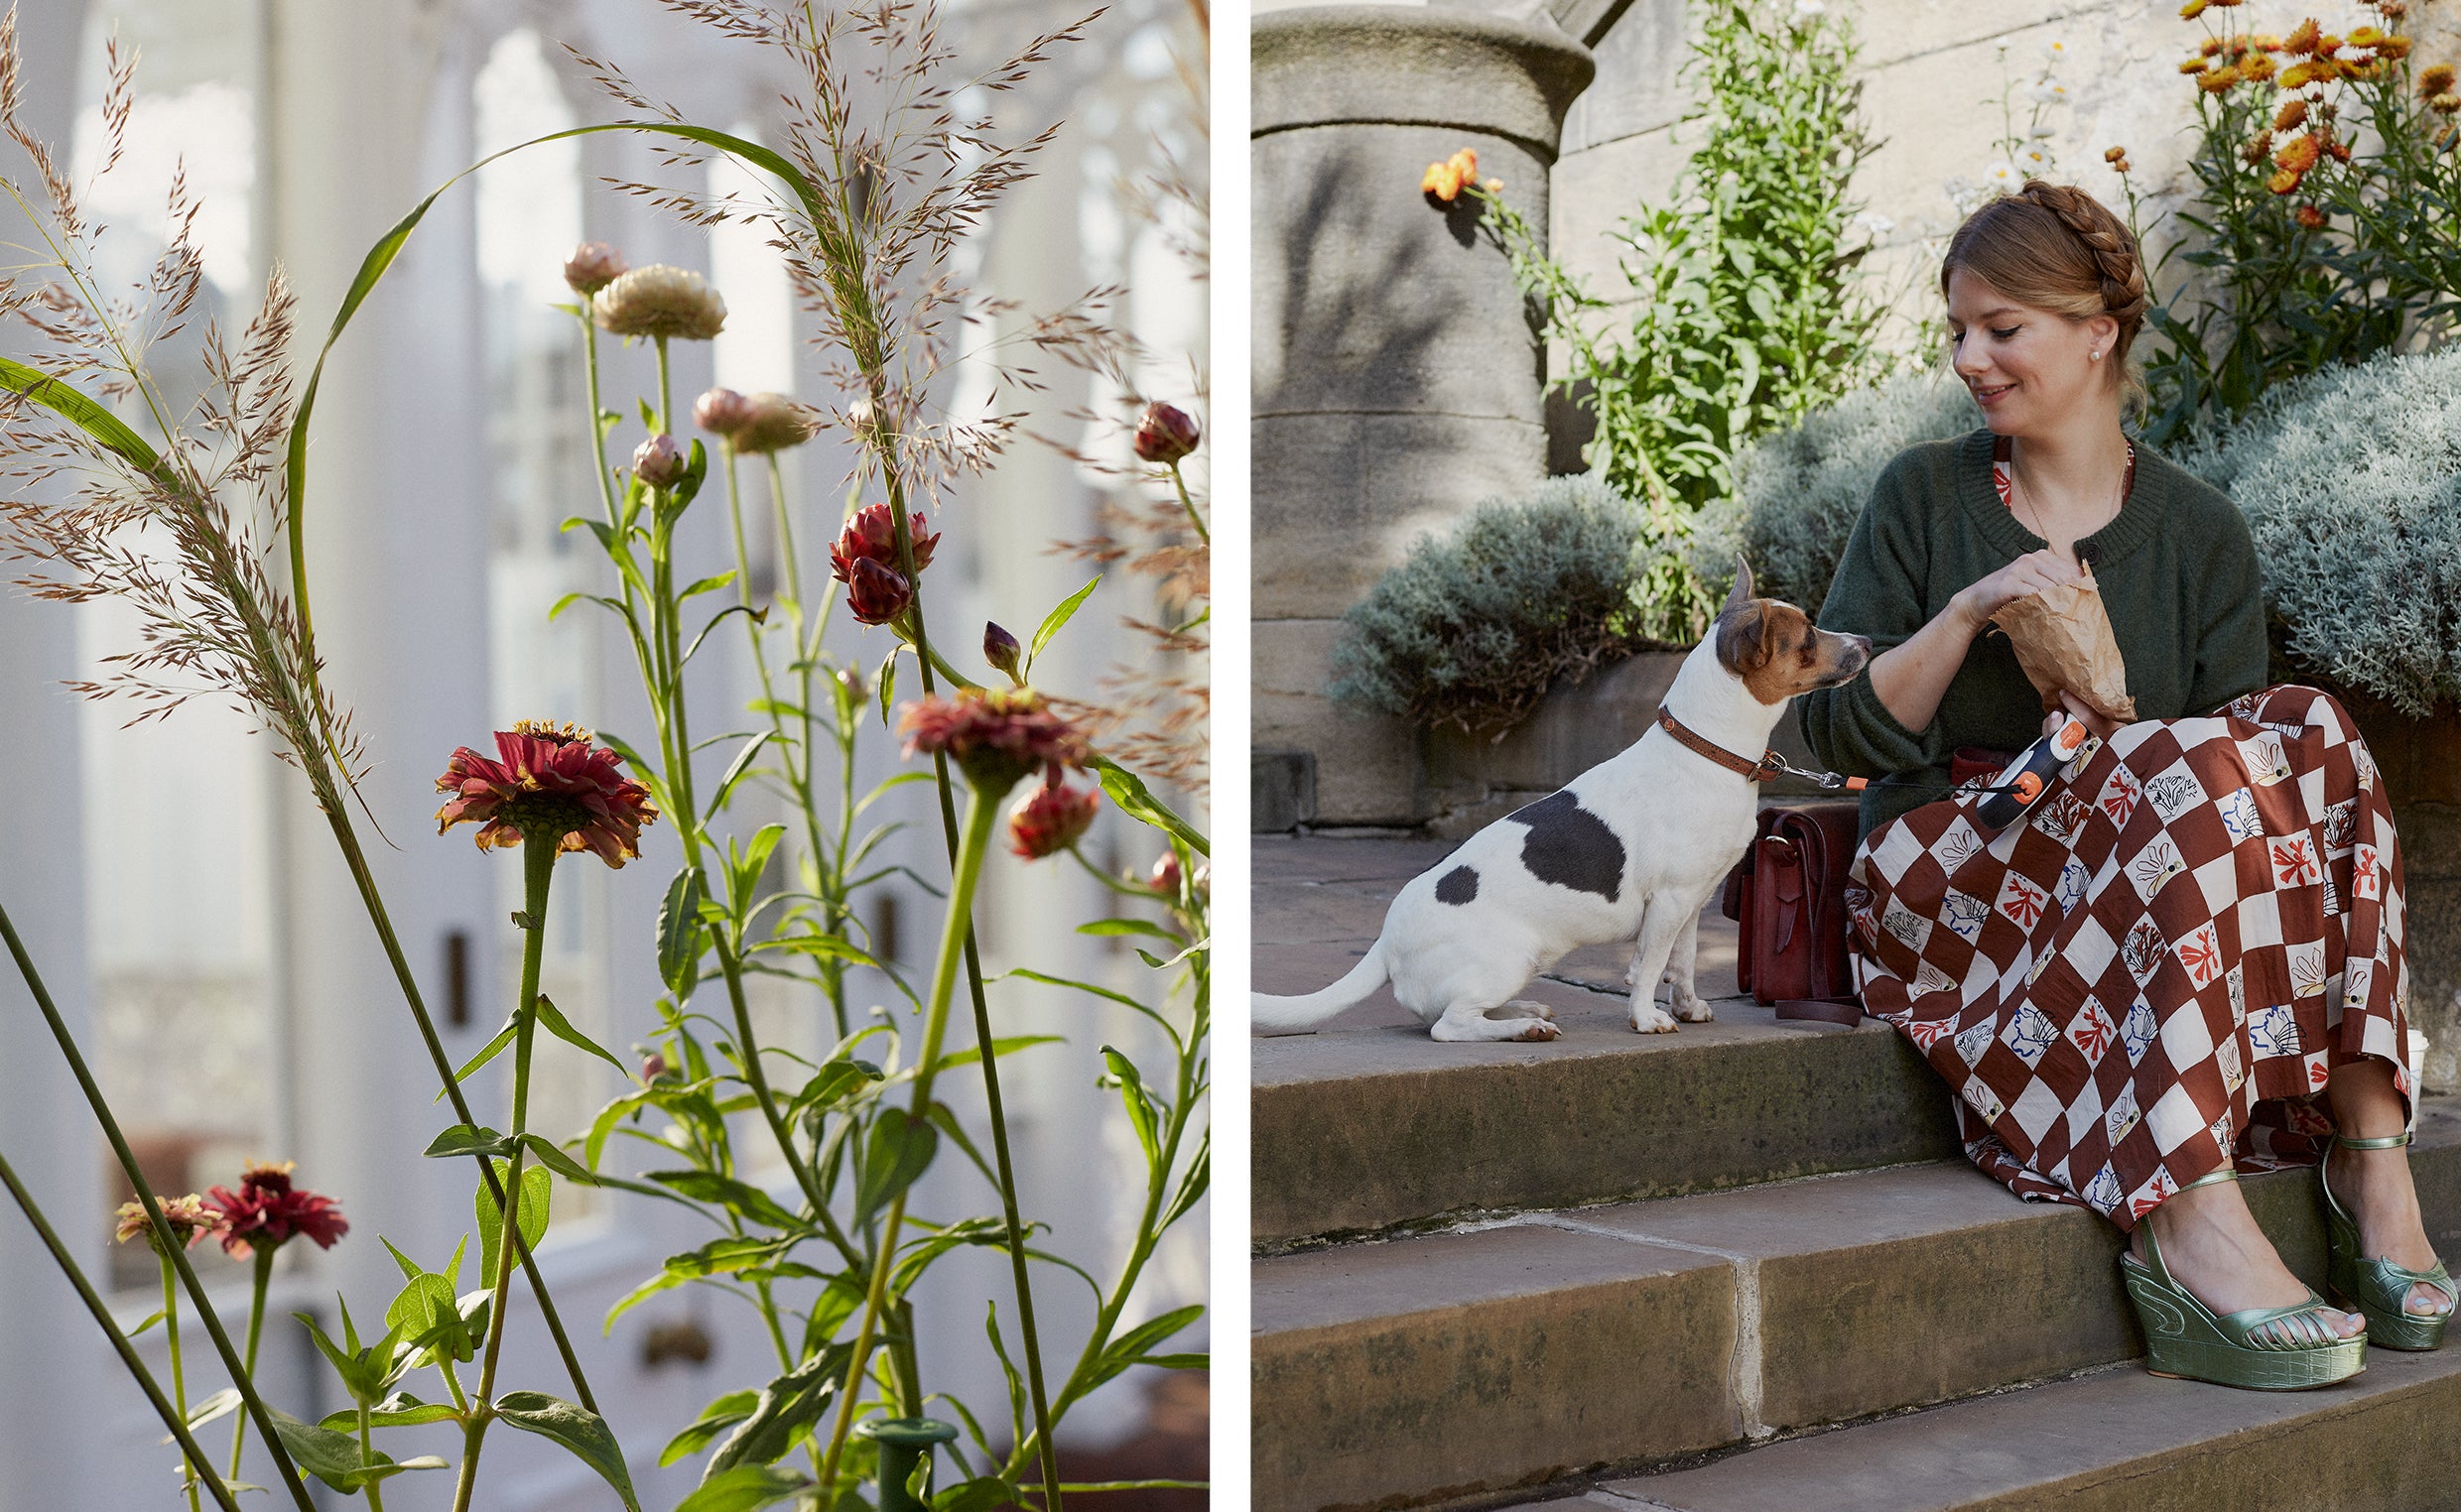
[2348,25,2387,47]
[2241,52,2277,80]
[2326,134,2353,161]
[1448,148,1479,181]
[1485,177,1503,193]
[2278,60,2333,88]
[2252,33,2284,51]
[2315,33,2343,56]
[2374,36,2410,60]
[2284,19,2321,56]
[2198,65,2242,91]
[2201,37,2224,57]
[1420,161,1465,202]
[2273,133,2323,173]
[2433,91,2461,114]
[2420,63,2457,98]
[2181,0,2208,16]
[2179,57,2211,74]
[2243,129,2276,164]
[2104,145,2129,163]
[2296,204,2328,228]
[2267,167,2302,193]
[2275,97,2309,130]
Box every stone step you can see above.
[1252,993,1960,1249]
[1250,1100,2461,1512]
[1567,1346,2461,1510]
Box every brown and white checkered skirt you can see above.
[1849,686,2413,1231]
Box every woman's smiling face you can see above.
[1945,266,2117,434]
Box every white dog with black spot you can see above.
[1251,564,1873,1043]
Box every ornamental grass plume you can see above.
[433,720,658,867]
[113,1195,216,1253]
[900,688,1092,794]
[1006,778,1099,859]
[203,1162,347,1260]
[591,263,726,341]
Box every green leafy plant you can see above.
[1329,478,1668,734]
[1452,0,1888,631]
[1690,367,1978,613]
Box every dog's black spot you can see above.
[1503,791,1624,901]
[1435,865,1480,905]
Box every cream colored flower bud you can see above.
[592,264,727,341]
[733,392,820,453]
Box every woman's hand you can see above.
[2042,689,2122,742]
[1956,549,2085,630]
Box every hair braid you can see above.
[2015,180,2148,326]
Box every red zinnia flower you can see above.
[434,719,659,868]
[901,688,1092,794]
[845,558,915,625]
[205,1161,349,1260]
[1008,778,1099,859]
[1133,402,1202,464]
[830,502,940,582]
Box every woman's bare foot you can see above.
[2326,1057,2454,1319]
[2134,1174,2365,1342]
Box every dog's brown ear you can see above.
[1715,602,1770,674]
[1724,557,1755,616]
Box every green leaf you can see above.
[532,994,629,1077]
[319,1392,460,1433]
[385,1268,461,1358]
[785,1058,883,1119]
[1132,1351,1210,1369]
[1101,1047,1160,1167]
[475,1161,553,1282]
[680,570,740,601]
[645,1170,807,1232]
[174,1387,242,1437]
[1089,756,1209,856]
[1106,1304,1205,1371]
[705,1346,850,1477]
[704,732,776,822]
[128,1309,166,1338]
[522,1133,602,1187]
[676,1463,814,1512]
[659,867,708,1000]
[1027,575,1102,667]
[492,1392,641,1512]
[1078,918,1178,941]
[933,1475,1024,1512]
[265,1407,448,1494]
[440,1016,519,1100]
[854,1106,939,1227]
[877,646,899,727]
[930,1035,1062,1072]
[660,1389,762,1468]
[423,1123,513,1160]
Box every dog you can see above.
[1252,562,1872,1043]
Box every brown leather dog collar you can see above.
[1656,705,1785,782]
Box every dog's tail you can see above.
[1250,942,1390,1034]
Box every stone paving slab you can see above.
[1591,1346,2461,1511]
[1252,1224,1740,1512]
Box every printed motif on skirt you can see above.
[1850,686,2411,1230]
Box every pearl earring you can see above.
[2090,350,2102,360]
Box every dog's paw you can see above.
[1500,998,1558,1021]
[1514,1018,1562,1043]
[1672,997,1715,1024]
[1629,1007,1679,1034]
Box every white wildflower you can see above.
[1984,160,2022,190]
[2028,78,2072,105]
[1792,0,1827,15]
[1854,211,1897,237]
[2044,39,2070,63]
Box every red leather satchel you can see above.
[1721,801,1863,1024]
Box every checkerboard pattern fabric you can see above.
[1850,686,2411,1231]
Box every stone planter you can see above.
[2333,688,2461,1094]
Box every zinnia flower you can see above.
[115,1194,216,1254]
[1007,778,1099,859]
[695,387,755,437]
[900,688,1092,794]
[1133,401,1202,464]
[634,433,686,488]
[731,393,821,454]
[831,502,941,582]
[2296,204,2328,228]
[204,1162,348,1260]
[434,720,658,868]
[564,242,628,296]
[845,558,914,626]
[592,265,727,341]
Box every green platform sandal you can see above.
[2322,1131,2458,1351]
[2120,1169,2368,1390]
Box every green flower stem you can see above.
[817,783,999,1493]
[450,833,557,1512]
[875,428,1064,1512]
[360,1401,388,1512]
[0,902,318,1512]
[227,1244,276,1479]
[656,336,674,437]
[163,1252,202,1512]
[1166,460,1208,544]
[0,1147,245,1512]
[319,815,598,1412]
[581,308,625,530]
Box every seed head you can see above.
[593,264,727,341]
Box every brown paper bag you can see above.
[1992,571,2137,723]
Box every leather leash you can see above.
[1655,706,1869,792]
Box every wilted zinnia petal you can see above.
[1007,779,1099,859]
[114,1194,218,1254]
[434,719,659,868]
[205,1161,348,1260]
[593,264,727,341]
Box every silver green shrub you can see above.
[1691,366,1978,610]
[1328,478,1661,734]
[2170,344,2461,715]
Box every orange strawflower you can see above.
[2241,52,2278,80]
[1448,148,1479,181]
[2243,130,2276,164]
[2267,167,2303,193]
[2275,98,2310,130]
[2273,133,2324,174]
[2201,37,2224,57]
[2284,19,2321,56]
[2373,36,2410,60]
[2348,25,2387,47]
[2437,92,2461,115]
[2315,33,2344,56]
[2296,204,2328,229]
[2199,65,2242,91]
[2278,60,2333,88]
[2420,63,2457,98]
[2179,57,2211,74]
[2181,0,2209,17]
[1420,161,1465,202]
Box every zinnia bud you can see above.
[846,558,914,625]
[1133,401,1201,465]
[732,392,820,454]
[634,432,687,488]
[641,1052,670,1081]
[830,502,941,583]
[696,387,755,437]
[1149,852,1181,895]
[984,621,1023,682]
[564,241,628,296]
[1007,780,1100,859]
[837,665,869,704]
[593,264,727,341]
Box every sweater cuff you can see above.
[1800,665,1939,777]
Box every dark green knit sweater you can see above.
[1798,427,2268,837]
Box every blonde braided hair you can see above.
[1940,179,2149,408]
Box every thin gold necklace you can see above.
[2009,440,2126,560]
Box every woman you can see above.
[1799,180,2454,1390]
